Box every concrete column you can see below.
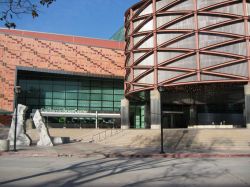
[121,98,130,129]
[244,85,250,128]
[189,105,197,126]
[150,89,161,129]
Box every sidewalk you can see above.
[1,142,250,158]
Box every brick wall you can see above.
[0,29,125,112]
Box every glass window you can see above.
[79,80,90,87]
[79,87,90,93]
[18,72,124,114]
[43,105,52,109]
[66,92,78,100]
[102,107,114,111]
[53,80,65,85]
[91,94,102,100]
[27,79,39,84]
[91,81,102,87]
[66,85,78,92]
[66,80,78,86]
[53,92,65,99]
[102,101,113,108]
[103,94,113,101]
[40,91,53,99]
[91,107,102,111]
[114,108,120,112]
[114,94,122,101]
[40,84,53,91]
[27,83,39,90]
[114,101,121,108]
[40,79,53,85]
[19,80,26,90]
[103,81,113,88]
[52,106,65,110]
[103,89,113,94]
[91,88,102,94]
[65,106,77,110]
[78,101,89,107]
[66,99,77,107]
[114,89,123,95]
[26,91,40,98]
[53,85,65,92]
[78,93,90,100]
[90,101,101,108]
[42,99,52,105]
[78,106,89,111]
[26,98,39,105]
[53,99,65,106]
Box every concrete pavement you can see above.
[1,142,250,159]
[0,156,250,187]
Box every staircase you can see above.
[97,129,250,151]
[27,128,104,142]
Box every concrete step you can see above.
[98,129,250,151]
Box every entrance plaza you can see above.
[1,1,250,186]
[0,156,249,187]
[2,0,250,130]
[0,1,250,157]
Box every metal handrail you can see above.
[91,128,123,142]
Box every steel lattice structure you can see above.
[124,0,250,96]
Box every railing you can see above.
[90,128,123,143]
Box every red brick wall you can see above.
[0,29,125,112]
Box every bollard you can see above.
[0,140,9,151]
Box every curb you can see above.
[104,153,250,158]
[1,151,250,158]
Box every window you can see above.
[18,72,124,113]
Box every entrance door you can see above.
[162,111,187,128]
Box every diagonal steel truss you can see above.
[124,0,250,96]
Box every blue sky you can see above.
[1,0,139,39]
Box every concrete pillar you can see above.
[244,85,250,128]
[121,98,130,129]
[189,105,197,126]
[150,89,161,129]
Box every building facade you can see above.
[0,29,125,128]
[122,0,250,129]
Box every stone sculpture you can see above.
[8,104,31,146]
[33,110,53,147]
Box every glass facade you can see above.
[18,71,124,114]
[130,105,145,129]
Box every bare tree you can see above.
[0,0,55,28]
